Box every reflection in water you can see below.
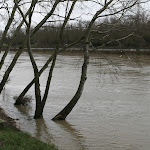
[0,51,150,150]
[54,120,87,150]
[1,88,6,101]
[34,118,54,145]
[15,104,33,116]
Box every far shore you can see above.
[1,47,150,54]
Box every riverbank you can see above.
[0,107,58,150]
[0,128,57,150]
[1,47,150,54]
[0,107,18,129]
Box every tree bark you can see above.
[52,43,89,120]
[0,46,24,94]
[0,0,60,95]
[52,0,115,121]
[0,1,19,52]
[14,37,83,105]
[0,3,32,70]
[39,0,78,116]
[25,1,42,119]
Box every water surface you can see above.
[0,51,150,150]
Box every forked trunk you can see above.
[14,0,62,106]
[15,1,78,119]
[14,37,82,105]
[14,53,55,105]
[25,3,42,119]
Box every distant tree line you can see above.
[1,12,150,49]
[3,12,149,49]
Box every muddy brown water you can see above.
[0,51,150,150]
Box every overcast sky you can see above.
[0,0,150,31]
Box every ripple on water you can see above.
[1,52,150,150]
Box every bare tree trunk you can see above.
[27,40,42,119]
[52,0,115,120]
[24,1,42,119]
[15,0,64,118]
[14,37,83,105]
[14,53,55,105]
[0,45,24,94]
[0,0,38,93]
[52,43,89,120]
[0,44,12,70]
[0,1,19,53]
[0,0,60,95]
[0,3,32,70]
[39,0,78,116]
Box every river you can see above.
[0,51,150,150]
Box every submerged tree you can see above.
[52,0,140,120]
[0,0,61,94]
[15,0,141,120]
[14,0,79,118]
[0,0,145,121]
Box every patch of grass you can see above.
[0,128,58,150]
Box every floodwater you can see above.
[0,51,150,150]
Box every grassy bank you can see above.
[0,128,58,150]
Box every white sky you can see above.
[0,0,150,31]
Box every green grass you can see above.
[0,128,58,150]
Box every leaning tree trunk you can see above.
[0,47,23,94]
[0,4,30,92]
[39,0,78,117]
[52,43,89,120]
[0,0,38,94]
[14,37,82,105]
[0,2,18,53]
[0,0,60,95]
[0,6,31,70]
[15,0,78,114]
[14,52,55,105]
[0,44,12,70]
[52,0,115,120]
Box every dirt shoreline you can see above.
[0,107,19,130]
